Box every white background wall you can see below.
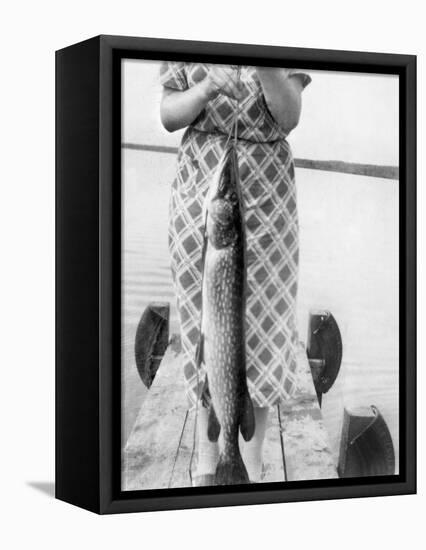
[1,1,423,548]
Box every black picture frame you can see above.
[55,34,416,514]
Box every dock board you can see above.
[123,341,337,490]
[279,347,337,481]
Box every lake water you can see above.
[121,148,399,472]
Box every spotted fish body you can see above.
[199,145,255,485]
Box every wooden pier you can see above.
[123,339,337,490]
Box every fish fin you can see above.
[200,375,210,408]
[240,391,255,442]
[195,332,204,368]
[215,451,249,485]
[207,403,221,442]
[200,375,220,441]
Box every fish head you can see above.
[204,147,244,249]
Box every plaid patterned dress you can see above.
[160,62,311,408]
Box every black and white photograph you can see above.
[3,0,422,544]
[121,58,400,490]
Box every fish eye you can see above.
[229,192,238,202]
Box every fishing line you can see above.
[188,371,199,471]
[188,66,243,485]
[223,66,242,151]
[277,404,288,481]
[169,410,189,488]
[233,66,241,147]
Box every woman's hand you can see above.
[201,66,243,101]
[160,65,243,133]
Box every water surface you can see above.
[121,148,399,472]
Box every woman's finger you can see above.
[215,67,241,89]
[222,81,242,99]
[208,67,243,99]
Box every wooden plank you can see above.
[278,345,338,481]
[168,410,195,488]
[167,411,286,487]
[260,408,285,482]
[168,406,285,488]
[124,343,285,489]
[123,341,337,491]
[122,345,187,491]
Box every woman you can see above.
[159,62,311,485]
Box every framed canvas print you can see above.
[55,35,416,514]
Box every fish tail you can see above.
[215,450,250,485]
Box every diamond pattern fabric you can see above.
[160,62,310,407]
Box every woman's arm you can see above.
[160,81,211,133]
[256,68,304,134]
[160,66,242,133]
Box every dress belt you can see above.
[186,125,287,146]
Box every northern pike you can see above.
[197,144,255,485]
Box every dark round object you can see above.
[134,303,170,388]
[307,310,343,395]
[338,405,395,477]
